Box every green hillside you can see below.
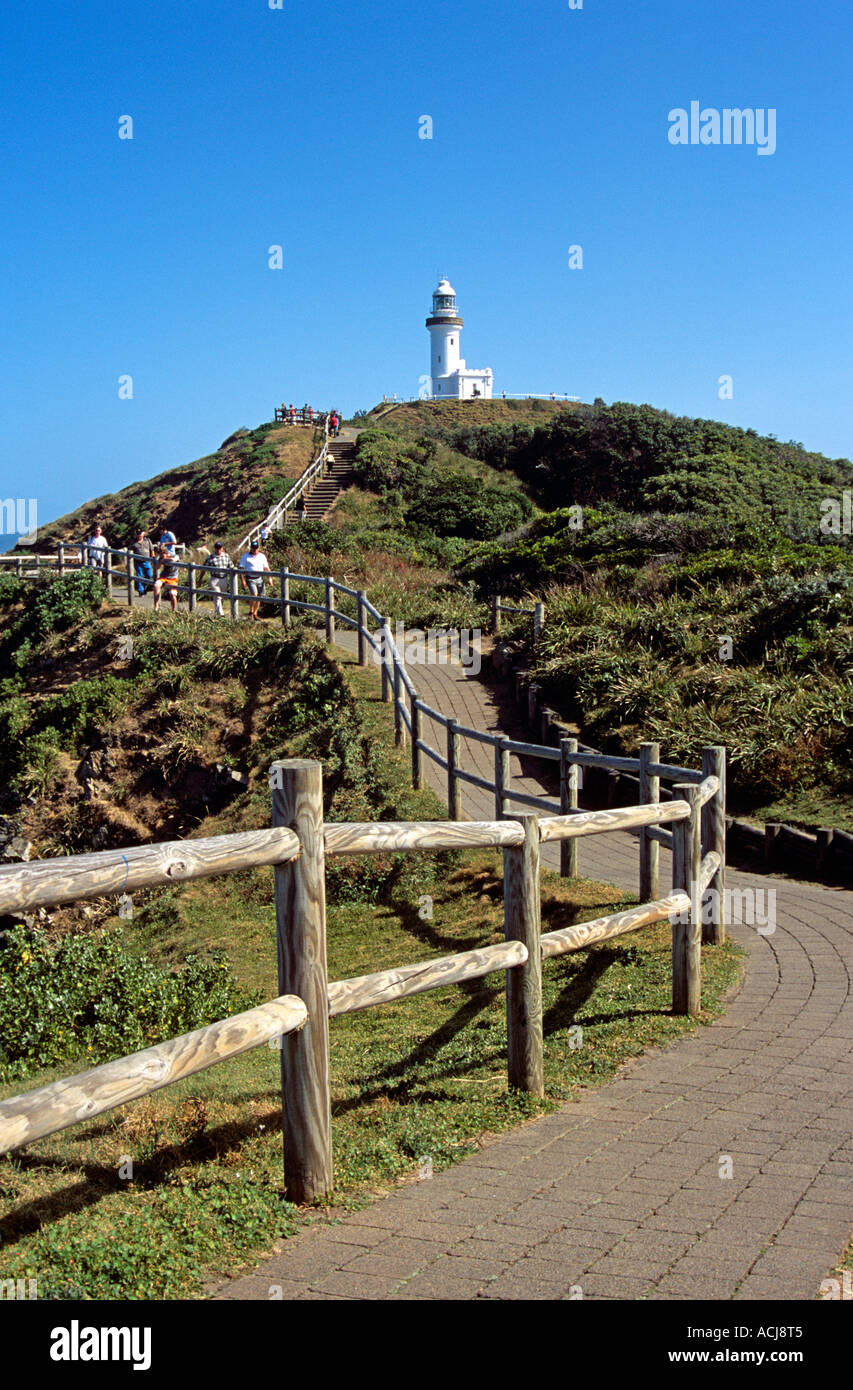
[29,423,321,554]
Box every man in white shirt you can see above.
[83,524,109,575]
[239,539,272,621]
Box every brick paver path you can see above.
[207,631,851,1299]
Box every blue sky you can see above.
[2,0,851,532]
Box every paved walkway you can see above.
[212,634,852,1300]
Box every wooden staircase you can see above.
[287,441,355,524]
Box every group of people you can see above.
[82,523,273,620]
[276,405,341,437]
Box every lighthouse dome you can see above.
[435,278,456,296]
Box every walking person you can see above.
[203,541,232,618]
[131,528,154,595]
[239,538,271,621]
[83,523,109,575]
[153,544,180,612]
[329,410,340,438]
[295,494,307,523]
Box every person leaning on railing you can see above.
[131,528,154,595]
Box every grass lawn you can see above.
[0,651,745,1300]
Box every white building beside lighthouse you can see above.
[426,279,493,399]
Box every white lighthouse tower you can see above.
[426,278,493,399]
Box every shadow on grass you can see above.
[330,984,503,1117]
[0,1099,283,1247]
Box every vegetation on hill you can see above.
[384,399,852,828]
[29,423,320,554]
[17,394,853,827]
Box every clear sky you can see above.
[2,0,851,533]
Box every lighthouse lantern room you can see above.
[426,279,493,399]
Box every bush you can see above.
[0,925,257,1082]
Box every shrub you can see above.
[0,925,257,1082]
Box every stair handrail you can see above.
[236,415,332,552]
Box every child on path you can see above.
[153,545,180,612]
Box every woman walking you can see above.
[239,538,271,621]
[203,541,232,617]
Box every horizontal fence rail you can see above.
[0,827,301,914]
[0,994,309,1153]
[327,940,528,1018]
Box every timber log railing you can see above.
[0,757,721,1205]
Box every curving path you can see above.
[214,633,853,1301]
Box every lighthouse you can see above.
[426,279,493,399]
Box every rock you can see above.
[0,815,22,845]
[3,837,34,862]
[216,764,249,789]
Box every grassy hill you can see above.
[16,394,853,827]
[28,423,322,554]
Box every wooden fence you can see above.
[0,558,728,1202]
[0,758,720,1203]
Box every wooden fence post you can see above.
[701,745,726,945]
[57,543,65,576]
[411,699,423,789]
[325,576,335,644]
[447,719,461,820]
[126,550,134,607]
[393,660,405,748]
[229,567,239,621]
[639,741,660,902]
[527,682,540,730]
[280,568,290,629]
[271,758,333,1204]
[503,811,544,1096]
[533,601,545,641]
[381,617,392,702]
[672,782,701,1016]
[357,591,367,666]
[559,737,578,878]
[492,594,501,635]
[494,739,509,819]
[187,562,197,613]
